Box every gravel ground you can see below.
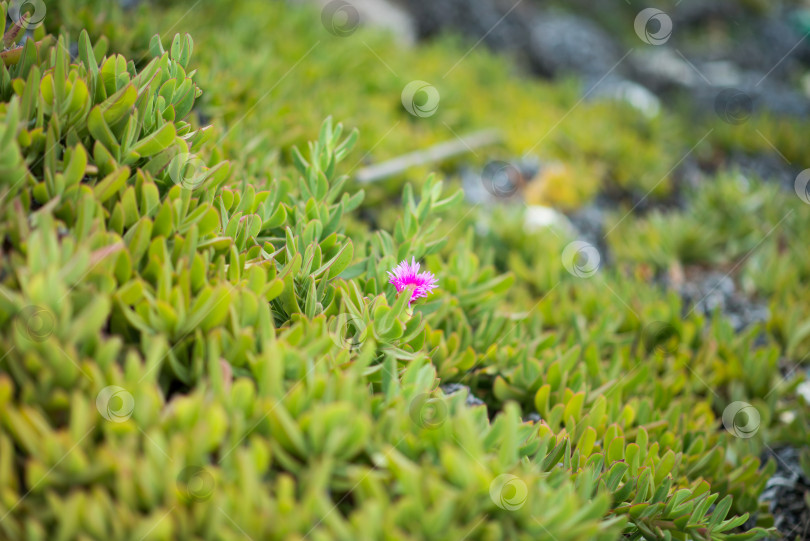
[757,446,810,540]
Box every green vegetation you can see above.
[0,0,807,539]
[50,0,810,208]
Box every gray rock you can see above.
[566,203,609,263]
[523,412,542,423]
[528,13,622,78]
[523,206,576,236]
[667,271,769,333]
[797,376,810,404]
[460,157,540,205]
[631,48,702,91]
[586,77,661,118]
[402,0,531,55]
[755,446,810,538]
[700,61,743,88]
[728,152,798,192]
[693,73,810,121]
[440,383,485,408]
[339,0,417,44]
[297,0,418,43]
[670,0,745,27]
[733,18,810,80]
[633,47,810,119]
[748,78,810,118]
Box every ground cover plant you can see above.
[0,0,809,539]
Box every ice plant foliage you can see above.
[388,258,438,304]
[0,12,785,539]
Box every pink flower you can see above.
[387,258,438,304]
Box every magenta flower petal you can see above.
[387,257,438,304]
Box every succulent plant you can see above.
[0,1,807,540]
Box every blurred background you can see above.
[51,0,810,202]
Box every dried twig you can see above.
[355,128,501,184]
[3,12,30,49]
